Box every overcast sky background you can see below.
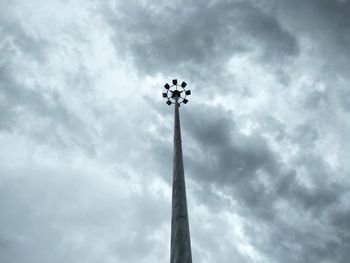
[1,0,350,262]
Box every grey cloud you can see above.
[0,6,49,62]
[249,222,338,263]
[0,12,98,154]
[104,0,299,78]
[182,104,278,185]
[0,64,94,153]
[331,209,350,233]
[304,91,329,110]
[292,124,319,148]
[275,0,350,77]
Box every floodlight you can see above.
[162,80,190,107]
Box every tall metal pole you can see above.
[170,97,192,263]
[162,80,192,263]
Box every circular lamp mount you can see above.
[162,79,191,106]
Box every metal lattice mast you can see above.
[162,79,192,263]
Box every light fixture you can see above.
[162,79,190,106]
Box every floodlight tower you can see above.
[162,79,192,263]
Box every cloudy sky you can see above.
[1,0,350,262]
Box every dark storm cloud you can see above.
[103,0,299,78]
[276,0,350,87]
[181,105,283,221]
[182,105,275,183]
[278,0,350,54]
[151,100,344,214]
[186,103,343,210]
[247,220,340,263]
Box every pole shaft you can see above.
[170,99,192,263]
